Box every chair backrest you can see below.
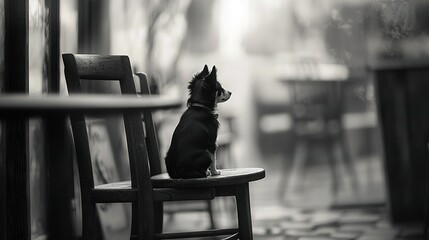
[137,73,162,176]
[62,54,155,233]
[288,80,344,122]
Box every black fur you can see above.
[165,65,227,179]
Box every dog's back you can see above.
[165,108,219,178]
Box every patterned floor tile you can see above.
[358,236,395,240]
[339,213,381,225]
[365,228,399,237]
[285,229,324,238]
[280,221,316,231]
[298,237,338,240]
[314,227,339,236]
[254,226,284,236]
[338,224,375,233]
[330,231,361,240]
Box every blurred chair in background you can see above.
[278,61,359,206]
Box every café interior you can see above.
[1,0,429,239]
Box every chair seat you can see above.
[95,181,132,189]
[151,168,265,188]
[94,181,216,202]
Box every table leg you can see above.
[45,116,75,240]
[2,119,30,239]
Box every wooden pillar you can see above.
[2,1,29,240]
[1,0,63,239]
[47,0,60,93]
[45,115,75,240]
[78,0,110,54]
[373,63,429,223]
[44,1,75,239]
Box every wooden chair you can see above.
[63,53,265,240]
[280,79,358,202]
[136,78,217,230]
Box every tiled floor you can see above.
[161,201,425,240]
[251,207,425,240]
[106,102,424,239]
[161,197,425,240]
[159,155,425,240]
[104,154,426,240]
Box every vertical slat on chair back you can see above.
[137,73,163,176]
[289,80,344,121]
[62,54,155,237]
[63,54,97,192]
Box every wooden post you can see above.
[47,0,60,93]
[45,116,75,240]
[373,63,429,223]
[2,0,29,239]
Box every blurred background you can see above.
[18,0,429,239]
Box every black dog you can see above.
[165,65,232,179]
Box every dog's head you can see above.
[187,65,232,109]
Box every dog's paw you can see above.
[210,169,221,176]
[206,170,211,176]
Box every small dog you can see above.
[165,65,232,179]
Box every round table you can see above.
[0,93,181,240]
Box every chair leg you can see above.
[81,203,101,240]
[137,202,153,240]
[207,200,216,229]
[154,202,164,234]
[235,183,253,240]
[324,138,339,196]
[286,139,308,194]
[131,200,155,240]
[130,202,138,239]
[338,130,359,190]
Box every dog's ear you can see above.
[195,65,209,79]
[205,66,217,85]
[202,64,209,76]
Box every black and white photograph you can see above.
[1,0,429,239]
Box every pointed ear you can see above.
[203,65,209,75]
[196,65,209,79]
[206,66,217,84]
